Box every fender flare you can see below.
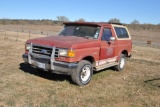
[117,50,128,61]
[78,54,95,63]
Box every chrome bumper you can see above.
[22,54,78,75]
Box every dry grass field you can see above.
[0,25,160,107]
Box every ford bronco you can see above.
[22,22,132,86]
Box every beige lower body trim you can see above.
[96,56,117,66]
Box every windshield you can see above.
[59,25,100,39]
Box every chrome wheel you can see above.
[81,65,91,82]
[120,57,125,69]
[71,60,93,86]
[114,54,125,71]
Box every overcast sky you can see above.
[0,0,160,24]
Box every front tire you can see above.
[114,54,126,71]
[71,60,93,86]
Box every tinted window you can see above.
[101,28,112,41]
[114,27,129,38]
[59,25,100,39]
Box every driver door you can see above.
[99,27,116,65]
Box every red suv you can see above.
[22,22,132,86]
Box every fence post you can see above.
[16,29,18,41]
[7,29,9,39]
[4,30,6,39]
[29,29,30,39]
[5,29,8,39]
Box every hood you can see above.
[27,36,99,49]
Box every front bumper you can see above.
[22,54,78,75]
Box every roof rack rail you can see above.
[108,22,125,26]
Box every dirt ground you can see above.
[0,26,160,107]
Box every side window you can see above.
[101,28,112,41]
[114,27,129,38]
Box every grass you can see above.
[0,27,160,107]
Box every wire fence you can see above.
[0,25,62,41]
[0,26,160,48]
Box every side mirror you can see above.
[108,37,115,44]
[110,37,116,41]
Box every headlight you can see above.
[26,43,31,51]
[59,49,68,56]
[59,49,75,57]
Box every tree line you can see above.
[0,16,160,31]
[0,16,85,25]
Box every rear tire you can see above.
[71,60,93,86]
[114,54,126,71]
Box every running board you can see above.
[94,62,118,71]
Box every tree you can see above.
[41,19,53,25]
[76,18,85,22]
[108,18,121,23]
[1,19,6,25]
[131,19,140,24]
[57,16,69,22]
[1,18,11,25]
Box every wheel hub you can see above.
[120,58,125,68]
[81,66,91,82]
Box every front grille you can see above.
[54,48,59,58]
[32,45,52,57]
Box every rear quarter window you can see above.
[114,27,129,38]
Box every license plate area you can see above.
[37,62,46,69]
[32,60,46,69]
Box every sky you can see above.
[0,0,160,24]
